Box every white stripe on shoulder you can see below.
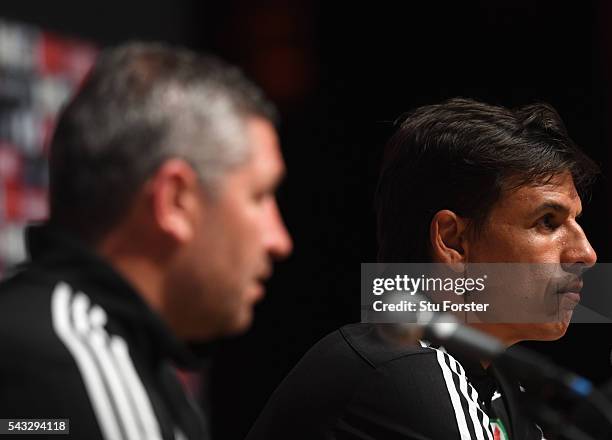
[75,297,143,440]
[535,423,547,439]
[110,335,163,440]
[433,348,472,439]
[472,387,493,440]
[449,355,465,376]
[78,291,163,440]
[51,282,124,440]
[418,340,447,353]
[449,357,486,440]
[423,344,494,440]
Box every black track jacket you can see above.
[0,225,209,440]
[247,323,544,440]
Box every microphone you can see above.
[422,315,594,400]
[378,293,593,399]
[376,298,612,439]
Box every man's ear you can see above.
[429,209,468,268]
[147,159,202,244]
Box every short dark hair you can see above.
[375,97,599,262]
[49,42,277,243]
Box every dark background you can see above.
[4,1,612,439]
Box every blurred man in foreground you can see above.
[0,42,292,439]
[247,98,597,439]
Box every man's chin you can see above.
[224,307,255,336]
[250,282,266,303]
[525,321,570,342]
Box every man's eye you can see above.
[538,214,559,231]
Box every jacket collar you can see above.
[25,223,201,369]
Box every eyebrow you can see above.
[532,201,582,218]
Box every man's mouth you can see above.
[557,278,583,293]
[557,279,583,308]
[258,264,273,283]
[252,267,273,299]
[560,291,581,304]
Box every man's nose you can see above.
[561,223,597,274]
[266,200,293,260]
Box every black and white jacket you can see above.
[0,224,209,440]
[247,323,544,440]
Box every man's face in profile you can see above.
[176,116,293,339]
[465,172,597,340]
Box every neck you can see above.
[96,232,165,315]
[469,322,521,370]
[469,323,521,348]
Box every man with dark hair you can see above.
[247,98,597,439]
[0,42,292,439]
